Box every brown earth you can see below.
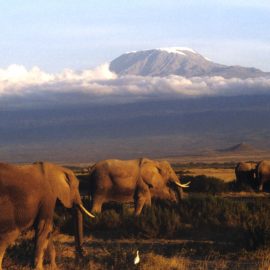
[4,234,270,270]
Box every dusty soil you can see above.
[4,234,270,270]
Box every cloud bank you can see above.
[1,63,270,107]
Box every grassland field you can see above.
[4,159,270,270]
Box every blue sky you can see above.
[0,0,270,72]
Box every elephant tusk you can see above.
[181,181,191,187]
[183,181,191,187]
[78,204,95,218]
[174,181,190,188]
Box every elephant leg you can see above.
[34,220,53,270]
[134,189,151,216]
[0,245,5,270]
[0,230,20,270]
[258,178,265,191]
[145,197,151,207]
[46,237,57,270]
[0,244,5,270]
[134,197,145,216]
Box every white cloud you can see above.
[0,63,270,107]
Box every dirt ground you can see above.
[4,234,270,270]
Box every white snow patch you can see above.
[204,56,212,61]
[124,47,197,56]
[158,47,197,55]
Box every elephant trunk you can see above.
[177,186,184,201]
[72,189,84,256]
[170,174,186,202]
[255,167,263,191]
[73,205,84,257]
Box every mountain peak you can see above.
[157,47,197,55]
[217,143,258,153]
[110,47,267,78]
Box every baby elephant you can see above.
[0,162,94,270]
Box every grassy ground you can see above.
[4,162,270,269]
[4,235,270,270]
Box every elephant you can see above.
[255,160,270,191]
[0,161,94,270]
[87,158,189,215]
[235,162,256,189]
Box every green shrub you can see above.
[132,202,182,238]
[181,175,229,194]
[56,195,270,251]
[241,201,270,249]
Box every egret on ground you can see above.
[134,250,140,265]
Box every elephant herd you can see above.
[235,160,270,191]
[2,157,269,269]
[0,158,189,270]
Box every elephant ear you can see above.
[54,173,73,208]
[157,161,171,179]
[140,160,163,188]
[42,163,73,208]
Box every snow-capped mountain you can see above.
[109,47,268,78]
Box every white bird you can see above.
[134,250,140,265]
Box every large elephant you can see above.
[235,162,256,189]
[255,160,270,191]
[0,162,94,270]
[87,158,189,215]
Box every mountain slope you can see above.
[109,47,268,78]
[217,143,259,153]
[1,95,270,162]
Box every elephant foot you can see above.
[48,263,58,270]
[75,248,86,264]
[34,265,43,270]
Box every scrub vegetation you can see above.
[4,165,270,269]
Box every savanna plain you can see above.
[4,153,270,270]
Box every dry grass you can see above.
[140,253,190,270]
[183,168,235,182]
[4,234,270,270]
[4,163,270,269]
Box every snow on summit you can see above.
[110,47,267,78]
[157,47,197,55]
[125,47,197,56]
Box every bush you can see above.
[181,175,230,194]
[234,181,256,192]
[7,238,35,266]
[133,201,182,238]
[55,195,270,250]
[241,201,270,249]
